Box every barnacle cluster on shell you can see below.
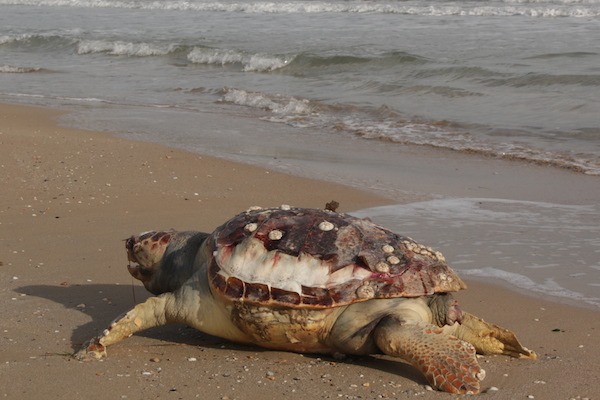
[375,262,390,273]
[268,229,284,240]
[386,255,401,265]
[402,240,445,262]
[318,221,335,231]
[245,223,258,232]
[382,244,394,253]
[356,283,375,299]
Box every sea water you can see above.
[353,199,600,310]
[1,0,599,173]
[1,0,599,308]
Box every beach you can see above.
[0,102,598,399]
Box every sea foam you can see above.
[2,0,599,17]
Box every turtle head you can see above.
[126,230,174,288]
[126,230,210,295]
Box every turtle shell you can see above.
[207,206,466,308]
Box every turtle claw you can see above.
[74,337,107,361]
[451,312,537,360]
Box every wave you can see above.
[0,33,75,49]
[3,33,425,73]
[187,49,426,73]
[220,87,312,115]
[217,87,600,175]
[76,40,181,56]
[2,0,599,18]
[0,64,43,73]
[481,73,600,87]
[187,47,293,72]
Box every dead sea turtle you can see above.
[76,206,535,394]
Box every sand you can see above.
[0,103,597,399]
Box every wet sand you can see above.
[0,103,597,399]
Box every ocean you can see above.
[1,0,599,308]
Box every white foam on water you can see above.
[352,198,600,309]
[77,40,174,56]
[2,0,599,17]
[220,87,312,115]
[187,47,292,72]
[0,65,42,73]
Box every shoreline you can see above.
[1,102,597,399]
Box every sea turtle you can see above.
[76,206,536,394]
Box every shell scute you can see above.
[208,207,466,308]
[245,282,271,302]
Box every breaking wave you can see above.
[76,40,180,56]
[2,0,599,18]
[0,64,43,73]
[218,87,600,175]
[187,47,293,72]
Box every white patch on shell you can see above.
[280,204,291,210]
[375,262,390,273]
[268,229,283,240]
[216,237,371,294]
[387,255,400,265]
[245,223,258,232]
[382,244,394,253]
[318,221,334,231]
[246,205,263,212]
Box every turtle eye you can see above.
[125,236,136,252]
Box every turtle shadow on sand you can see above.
[14,283,227,351]
[15,283,424,382]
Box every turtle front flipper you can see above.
[75,295,172,360]
[446,312,537,359]
[374,317,485,394]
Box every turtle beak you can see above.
[125,236,137,263]
[124,233,154,282]
[124,231,157,264]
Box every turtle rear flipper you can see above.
[374,317,485,394]
[446,312,537,359]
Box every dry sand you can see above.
[0,103,597,399]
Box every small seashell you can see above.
[375,262,390,273]
[245,223,258,232]
[268,230,283,240]
[318,221,334,231]
[382,244,394,253]
[387,255,400,265]
[280,204,291,210]
[476,369,486,381]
